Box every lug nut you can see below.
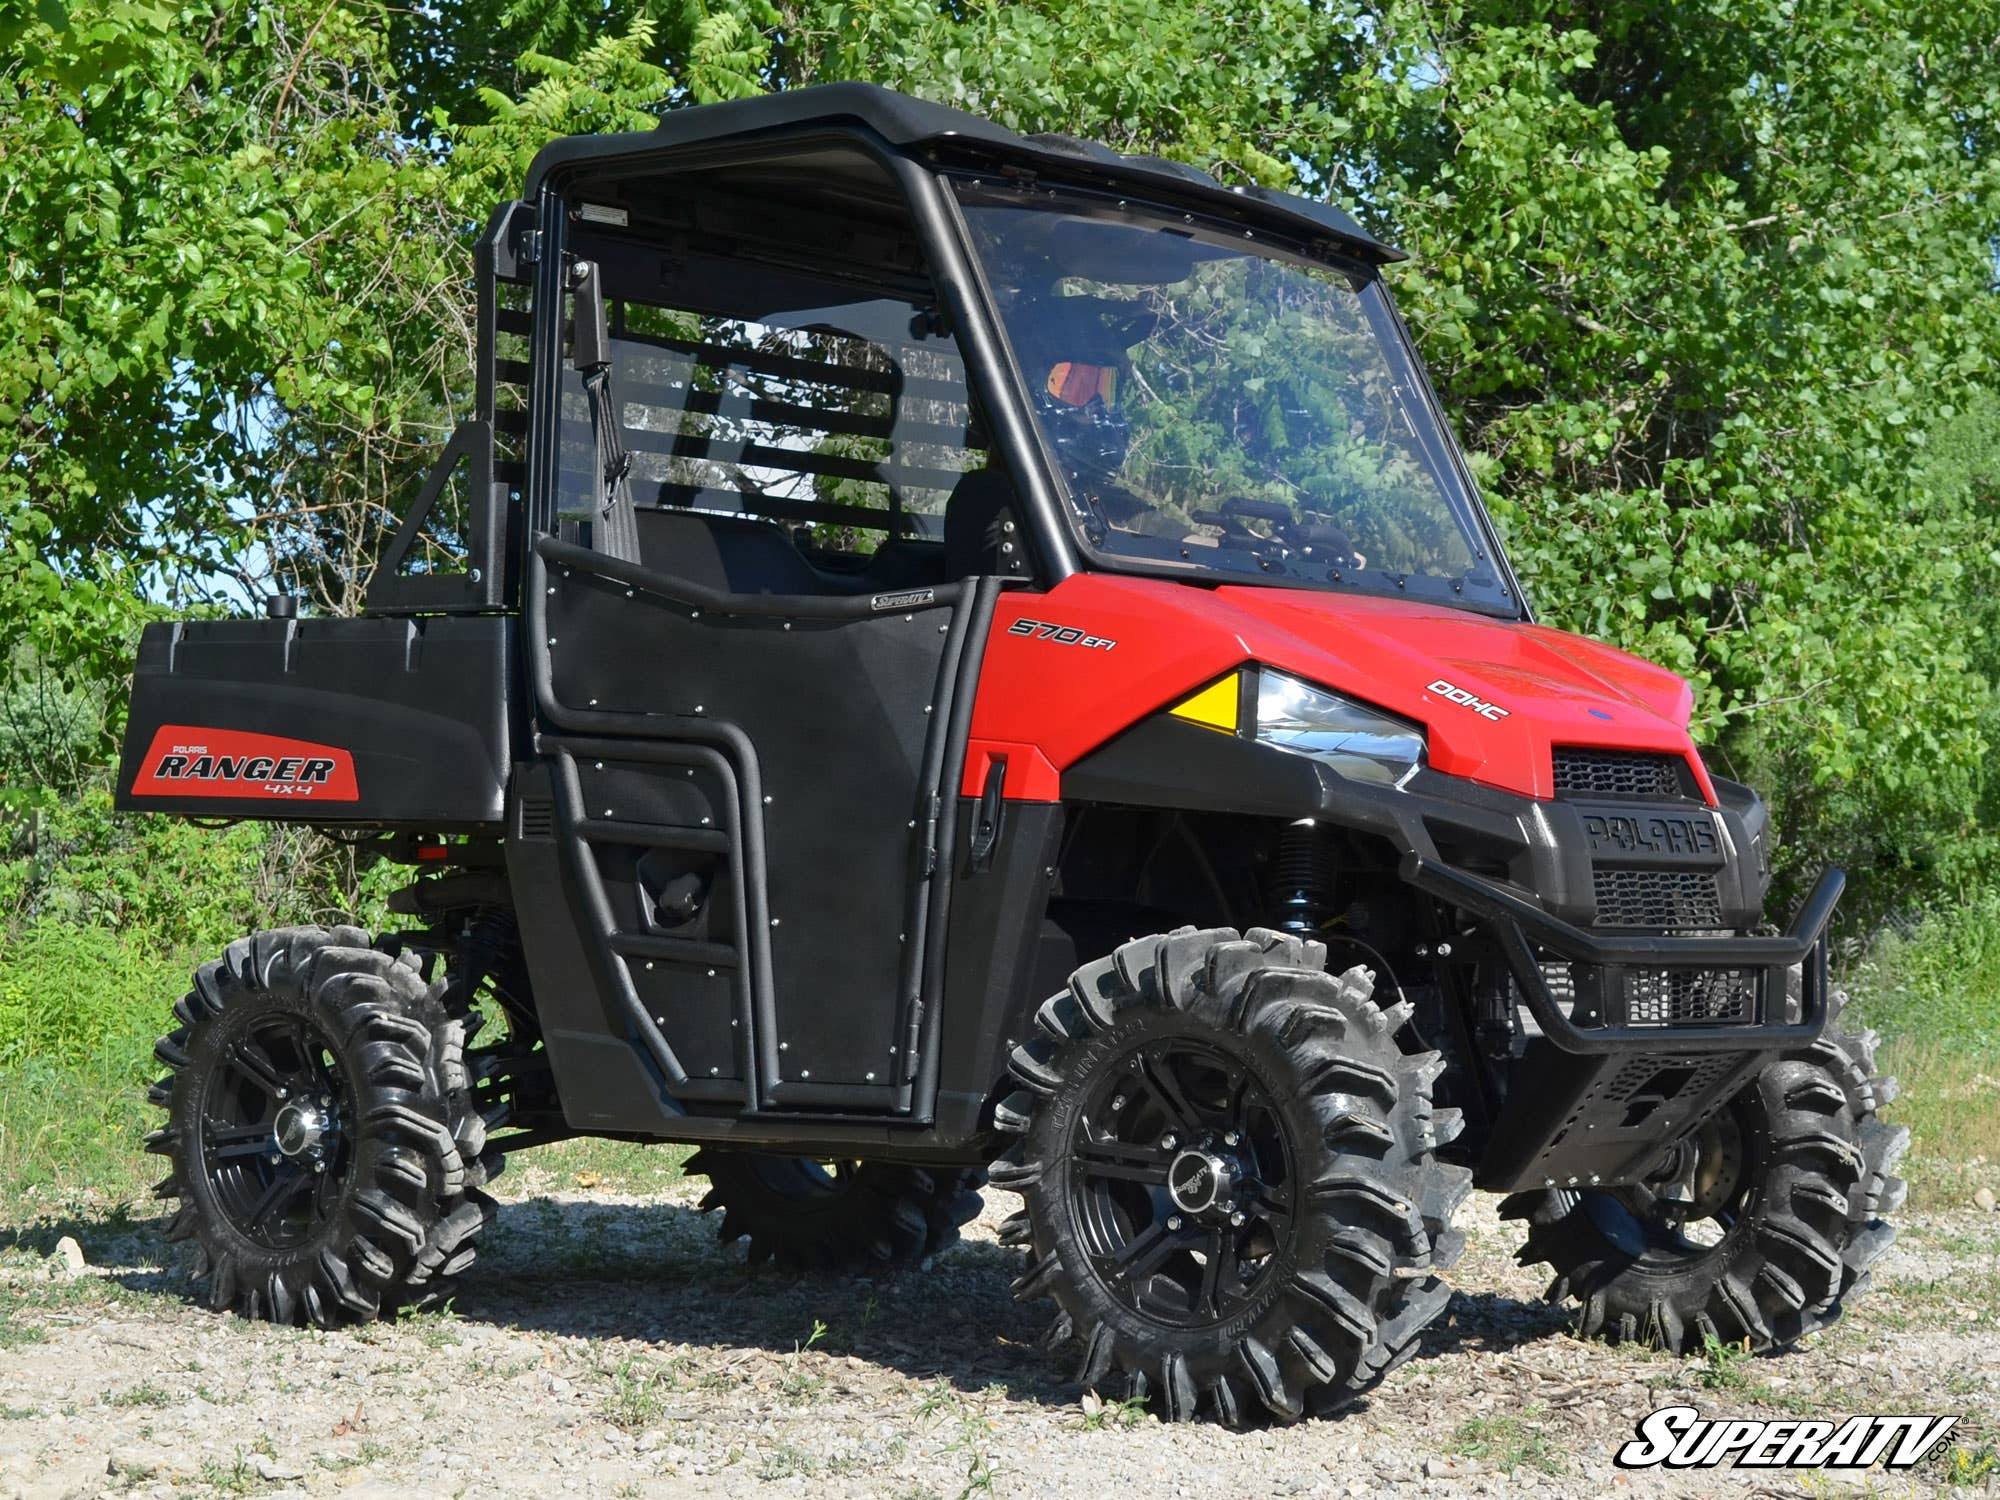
[1110,1094,1126,1111]
[1229,1210,1246,1227]
[1222,1131,1239,1147]
[1161,1134,1179,1150]
[1166,1215,1183,1231]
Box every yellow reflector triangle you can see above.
[1170,675,1240,734]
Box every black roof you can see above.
[522,81,1404,265]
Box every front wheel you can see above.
[147,927,503,1324]
[1503,997,1907,1352]
[994,926,1470,1425]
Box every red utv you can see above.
[118,84,1903,1424]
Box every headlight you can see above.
[1255,670,1426,788]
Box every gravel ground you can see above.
[1,1157,1995,1500]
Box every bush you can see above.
[0,924,188,1198]
[1,780,395,953]
[1845,890,2000,1052]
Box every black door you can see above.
[540,560,980,1112]
[527,187,998,1114]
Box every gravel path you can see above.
[1,1157,1995,1500]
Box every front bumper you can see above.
[1405,855,1844,1054]
[1063,715,1845,1190]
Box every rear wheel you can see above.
[147,926,504,1324]
[994,926,1470,1425]
[689,1149,984,1269]
[1503,998,1906,1352]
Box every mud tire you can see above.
[690,1150,985,1269]
[1502,995,1906,1353]
[147,926,504,1324]
[994,925,1470,1425]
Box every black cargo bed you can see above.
[116,616,517,829]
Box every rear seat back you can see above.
[635,510,827,596]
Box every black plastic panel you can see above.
[116,616,515,828]
[1477,1042,1767,1192]
[932,798,1064,1142]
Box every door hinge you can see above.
[901,997,925,1082]
[920,792,941,877]
[519,227,543,264]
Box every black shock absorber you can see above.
[1268,818,1334,936]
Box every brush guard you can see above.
[1401,856,1845,1191]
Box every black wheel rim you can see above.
[1069,1039,1295,1328]
[199,1014,352,1250]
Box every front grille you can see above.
[1623,968,1754,1026]
[1553,746,1690,800]
[1593,867,1723,928]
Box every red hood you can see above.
[968,575,1711,803]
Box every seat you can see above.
[634,510,825,595]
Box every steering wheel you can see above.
[1189,495,1292,552]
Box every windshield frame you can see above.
[944,174,1529,621]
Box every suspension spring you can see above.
[1268,819,1334,936]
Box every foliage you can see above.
[2,0,1998,919]
[0,781,394,948]
[1847,892,2000,1052]
[834,0,2000,909]
[0,923,178,1195]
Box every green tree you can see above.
[4,0,1997,913]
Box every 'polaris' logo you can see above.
[1614,1405,1958,1472]
[1427,679,1509,721]
[131,726,359,802]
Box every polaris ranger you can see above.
[118,83,1904,1424]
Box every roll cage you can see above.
[365,82,1529,622]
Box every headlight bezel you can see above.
[1252,669,1428,789]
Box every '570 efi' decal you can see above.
[132,726,359,801]
[1007,618,1117,650]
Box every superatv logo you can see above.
[1614,1406,1958,1472]
[1427,679,1509,721]
[132,726,359,802]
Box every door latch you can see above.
[968,757,1007,872]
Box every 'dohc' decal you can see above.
[132,726,359,801]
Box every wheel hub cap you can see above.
[273,1099,334,1161]
[1167,1148,1237,1217]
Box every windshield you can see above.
[955,184,1515,613]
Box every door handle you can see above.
[969,756,1007,872]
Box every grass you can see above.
[0,924,192,1206]
[1846,894,2000,1210]
[107,1380,174,1408]
[0,1308,45,1349]
[1076,1390,1152,1430]
[1448,1406,1566,1476]
[756,1443,820,1481]
[197,1452,256,1494]
[1868,1038,2000,1210]
[393,1299,462,1349]
[604,1355,675,1431]
[1697,1331,1752,1391]
[1938,1440,1999,1489]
